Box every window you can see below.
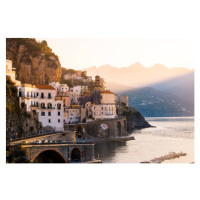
[27,91,29,97]
[41,103,45,108]
[101,107,103,110]
[47,103,52,109]
[48,119,51,123]
[41,112,45,116]
[58,111,60,116]
[57,103,61,110]
[102,112,103,114]
[41,93,44,98]
[37,93,39,96]
[48,93,51,99]
[58,119,60,123]
[48,112,51,116]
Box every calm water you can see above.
[94,117,194,163]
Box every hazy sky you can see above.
[37,38,194,70]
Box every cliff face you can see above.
[6,78,42,140]
[125,110,151,132]
[6,38,62,84]
[117,104,151,132]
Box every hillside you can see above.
[118,87,194,117]
[151,72,194,104]
[106,82,134,93]
[84,62,193,88]
[6,38,62,84]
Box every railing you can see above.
[30,105,39,108]
[9,130,65,142]
[40,107,55,109]
[11,141,94,146]
[20,95,39,98]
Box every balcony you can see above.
[40,96,54,99]
[20,95,38,98]
[30,105,39,108]
[40,107,55,110]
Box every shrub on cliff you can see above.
[6,78,42,140]
[6,146,30,163]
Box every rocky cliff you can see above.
[125,109,151,132]
[6,38,62,84]
[117,104,151,132]
[6,77,42,140]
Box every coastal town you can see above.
[5,38,192,164]
[6,58,140,163]
[6,59,130,133]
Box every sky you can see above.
[37,38,194,70]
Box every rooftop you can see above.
[35,85,56,90]
[100,90,114,94]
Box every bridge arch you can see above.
[70,147,81,162]
[98,123,110,138]
[31,148,67,163]
[116,121,122,137]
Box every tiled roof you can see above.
[100,90,114,94]
[35,85,55,90]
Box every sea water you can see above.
[94,117,194,163]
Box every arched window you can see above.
[41,103,45,108]
[57,103,61,110]
[47,103,52,109]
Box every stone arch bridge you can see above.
[23,143,95,163]
[65,116,127,139]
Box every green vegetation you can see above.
[6,146,30,163]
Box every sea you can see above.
[94,117,194,163]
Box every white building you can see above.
[66,91,78,104]
[49,82,69,96]
[64,108,80,124]
[17,84,64,131]
[17,84,39,111]
[64,73,77,80]
[73,85,88,96]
